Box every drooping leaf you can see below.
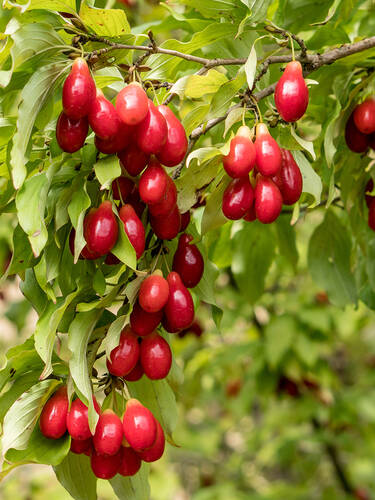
[110,463,150,500]
[54,453,97,500]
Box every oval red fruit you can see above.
[179,211,190,232]
[130,301,162,336]
[71,437,92,455]
[223,126,255,178]
[353,98,375,134]
[139,273,169,313]
[116,83,149,126]
[91,449,121,479]
[254,123,282,176]
[95,122,132,154]
[255,176,283,224]
[140,333,172,380]
[118,144,150,177]
[139,160,168,205]
[271,149,302,205]
[118,446,142,476]
[107,326,140,377]
[123,360,144,382]
[136,101,168,154]
[164,271,194,332]
[66,397,100,441]
[274,61,309,122]
[222,177,254,220]
[39,386,68,439]
[122,399,157,451]
[172,233,204,288]
[112,177,135,202]
[89,90,121,140]
[119,204,145,259]
[56,112,88,153]
[150,204,181,240]
[149,176,177,217]
[136,420,165,462]
[156,105,188,167]
[93,409,123,456]
[62,58,96,120]
[345,112,369,153]
[83,201,118,257]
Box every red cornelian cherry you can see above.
[137,100,168,154]
[123,360,144,382]
[137,420,165,463]
[345,113,369,153]
[122,399,157,452]
[139,160,168,205]
[93,409,123,456]
[223,126,256,178]
[130,301,162,336]
[91,449,121,479]
[368,197,375,231]
[62,57,96,120]
[139,272,169,313]
[71,437,92,455]
[274,61,309,122]
[162,314,179,334]
[255,176,283,224]
[243,204,256,222]
[365,179,374,208]
[353,98,375,134]
[222,176,254,220]
[118,446,142,476]
[179,211,190,232]
[156,105,188,167]
[39,386,68,439]
[56,112,88,153]
[119,204,145,259]
[116,82,149,126]
[150,204,181,240]
[140,333,172,380]
[271,149,303,205]
[164,271,194,332]
[88,89,120,140]
[369,133,375,150]
[83,201,118,257]
[95,122,132,154]
[254,123,282,176]
[66,397,100,441]
[172,233,204,288]
[107,326,140,377]
[149,176,177,217]
[127,189,146,219]
[112,177,135,202]
[69,230,101,261]
[105,253,120,265]
[118,144,150,177]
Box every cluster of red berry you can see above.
[40,388,165,479]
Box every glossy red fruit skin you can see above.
[39,386,68,439]
[172,234,204,288]
[69,230,100,260]
[89,90,120,140]
[91,449,121,479]
[118,446,142,476]
[66,397,100,441]
[254,123,282,176]
[255,176,283,224]
[119,204,145,259]
[149,176,177,217]
[116,83,149,126]
[368,198,375,232]
[107,326,140,377]
[139,274,169,313]
[150,204,181,240]
[140,333,172,380]
[56,112,88,153]
[274,61,309,122]
[139,160,168,205]
[112,177,135,202]
[62,58,96,120]
[179,211,190,232]
[136,100,168,154]
[222,177,254,220]
[223,126,256,178]
[93,410,123,456]
[243,204,256,222]
[122,399,157,452]
[353,98,375,134]
[118,144,150,177]
[123,360,144,382]
[162,314,180,334]
[84,201,118,257]
[136,420,165,462]
[164,271,194,332]
[71,437,92,455]
[156,105,188,167]
[130,301,162,336]
[345,113,369,153]
[271,149,303,205]
[95,122,132,154]
[365,179,374,208]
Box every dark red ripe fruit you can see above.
[122,399,157,452]
[139,273,169,313]
[56,112,88,153]
[140,333,172,380]
[353,98,375,134]
[71,437,92,455]
[91,449,121,479]
[162,314,179,334]
[112,177,135,202]
[127,189,146,219]
[69,230,100,261]
[271,149,303,205]
[243,204,256,222]
[136,100,168,155]
[93,409,123,456]
[222,177,254,220]
[365,179,374,208]
[254,123,282,176]
[95,122,132,154]
[39,386,68,439]
[150,204,181,240]
[345,113,369,153]
[130,301,162,336]
[123,360,144,382]
[83,201,118,257]
[368,198,375,232]
[179,211,190,232]
[119,204,145,259]
[369,133,375,150]
[223,126,256,178]
[116,82,149,126]
[66,397,100,441]
[62,58,96,120]
[274,61,309,122]
[118,446,142,476]
[172,233,204,288]
[118,144,150,177]
[149,176,177,217]
[156,105,188,167]
[107,326,140,377]
[89,90,120,140]
[139,160,168,205]
[254,176,283,224]
[105,253,120,265]
[136,420,165,462]
[164,271,194,332]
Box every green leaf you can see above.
[195,258,219,305]
[201,175,230,235]
[110,463,150,500]
[275,215,299,269]
[292,151,322,206]
[93,268,106,295]
[68,179,91,263]
[25,0,76,14]
[244,43,257,90]
[207,67,246,121]
[224,107,244,137]
[102,314,128,359]
[54,453,97,500]
[290,126,316,161]
[0,372,41,422]
[112,217,137,270]
[184,70,228,99]
[20,268,46,314]
[94,156,121,190]
[265,316,298,368]
[79,2,131,36]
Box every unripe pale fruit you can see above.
[139,273,169,313]
[254,123,282,176]
[150,204,181,240]
[119,204,145,259]
[62,58,96,120]
[116,82,149,126]
[139,160,168,205]
[66,397,100,441]
[353,98,375,134]
[222,177,254,220]
[122,399,157,451]
[123,360,144,382]
[83,201,118,257]
[88,90,121,140]
[156,105,188,167]
[91,449,121,479]
[223,126,256,178]
[271,149,303,205]
[136,100,168,154]
[255,176,283,224]
[95,122,132,154]
[136,419,165,462]
[118,144,150,177]
[93,409,123,456]
[56,112,88,153]
[39,386,68,439]
[164,271,194,332]
[172,233,204,288]
[149,176,177,217]
[112,177,135,202]
[140,333,172,380]
[107,326,140,377]
[71,437,92,455]
[179,211,190,232]
[274,61,309,122]
[130,301,162,336]
[118,446,142,476]
[345,113,369,153]
[368,197,375,232]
